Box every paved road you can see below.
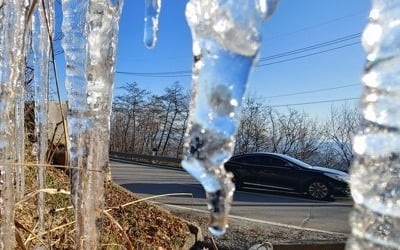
[110,159,353,234]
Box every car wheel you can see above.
[307,180,331,200]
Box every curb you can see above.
[110,157,184,172]
[181,222,204,250]
[272,242,345,250]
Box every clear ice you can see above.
[144,0,161,49]
[61,0,90,246]
[0,0,29,249]
[32,0,53,236]
[15,90,25,202]
[81,0,124,248]
[348,1,400,249]
[182,0,279,236]
[61,0,124,248]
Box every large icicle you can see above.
[61,0,124,247]
[15,90,25,201]
[79,0,124,248]
[347,1,400,249]
[15,6,32,201]
[182,0,279,236]
[0,0,30,249]
[144,0,161,48]
[61,0,90,246]
[32,0,53,237]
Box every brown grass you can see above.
[14,166,192,249]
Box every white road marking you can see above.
[156,202,348,236]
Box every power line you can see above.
[260,33,360,61]
[265,10,367,41]
[270,97,359,108]
[116,36,361,77]
[258,41,360,67]
[265,83,360,99]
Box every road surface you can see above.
[110,159,353,235]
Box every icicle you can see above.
[61,0,90,247]
[0,0,30,249]
[78,0,124,248]
[61,0,123,247]
[32,0,53,237]
[15,6,32,201]
[144,0,161,49]
[182,0,279,237]
[15,93,25,201]
[347,1,400,249]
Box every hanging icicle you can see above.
[15,92,25,201]
[60,0,90,247]
[32,0,53,237]
[144,0,161,49]
[79,0,124,248]
[347,1,400,249]
[182,0,280,237]
[61,0,124,248]
[15,6,33,201]
[0,0,30,249]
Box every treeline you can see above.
[235,97,360,170]
[110,82,189,158]
[110,82,360,171]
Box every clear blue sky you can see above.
[55,0,371,119]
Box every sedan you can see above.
[225,152,349,200]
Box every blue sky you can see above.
[55,0,371,119]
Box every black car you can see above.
[225,152,349,200]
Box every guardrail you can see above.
[109,151,181,167]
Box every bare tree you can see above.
[111,82,149,152]
[110,82,189,158]
[267,108,324,161]
[325,104,361,169]
[235,97,270,154]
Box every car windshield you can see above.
[277,154,313,169]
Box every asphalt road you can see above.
[110,159,353,235]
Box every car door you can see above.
[228,155,264,184]
[265,156,302,190]
[244,155,275,186]
[229,154,278,188]
[225,156,252,182]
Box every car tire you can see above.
[306,180,331,200]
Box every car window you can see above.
[268,157,287,167]
[242,155,285,167]
[230,156,245,163]
[241,155,261,164]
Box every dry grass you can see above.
[14,166,192,249]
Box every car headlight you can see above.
[324,173,349,183]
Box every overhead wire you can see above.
[265,83,360,99]
[116,33,361,77]
[269,97,359,108]
[257,41,360,67]
[114,13,365,108]
[259,33,360,61]
[265,9,367,41]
